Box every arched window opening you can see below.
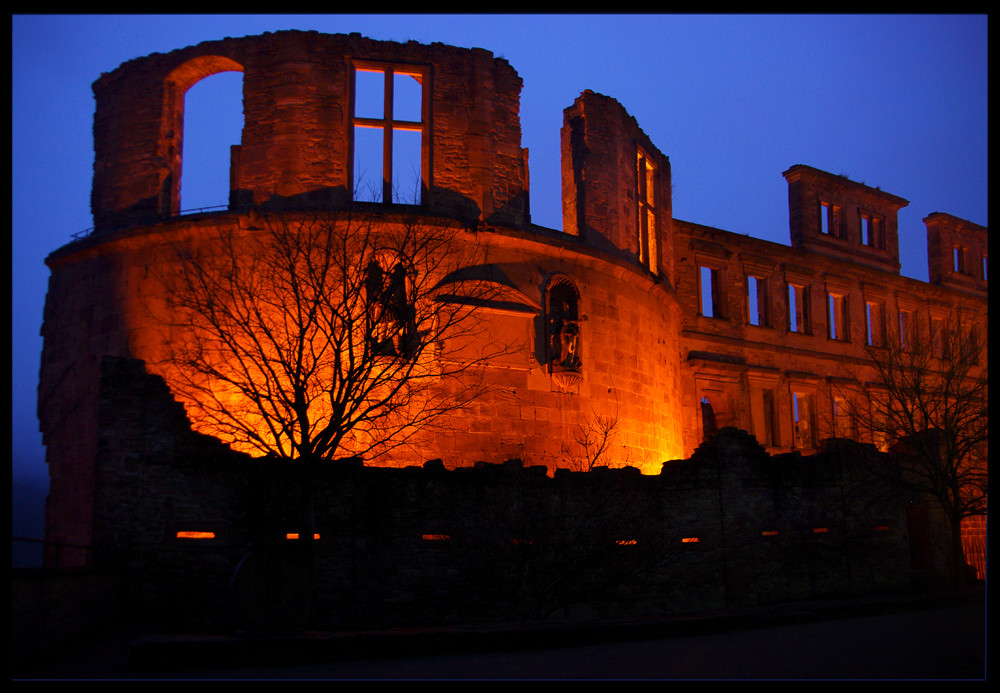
[180,70,244,213]
[545,276,581,372]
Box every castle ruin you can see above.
[37,31,986,625]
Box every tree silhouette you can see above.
[155,210,513,465]
[835,315,987,585]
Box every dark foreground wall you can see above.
[85,357,948,632]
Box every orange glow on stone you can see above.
[761,530,779,536]
[616,539,637,545]
[681,537,699,543]
[285,533,321,540]
[421,534,450,541]
[812,527,829,533]
[176,531,215,539]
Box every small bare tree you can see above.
[155,209,513,466]
[563,408,629,472]
[836,315,987,585]
[560,384,631,472]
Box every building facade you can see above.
[39,32,986,574]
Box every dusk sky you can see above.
[12,15,988,541]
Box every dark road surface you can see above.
[18,598,985,680]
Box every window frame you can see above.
[350,60,431,205]
[819,200,843,237]
[860,211,884,249]
[636,148,658,274]
[865,299,886,347]
[746,274,770,327]
[698,263,728,320]
[787,282,811,334]
[827,290,850,342]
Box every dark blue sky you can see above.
[12,14,988,537]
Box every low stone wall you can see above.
[70,357,950,633]
[92,423,930,631]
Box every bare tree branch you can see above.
[834,315,987,584]
[153,210,517,465]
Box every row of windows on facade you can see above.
[819,203,987,280]
[702,385,865,452]
[697,266,970,351]
[818,200,887,249]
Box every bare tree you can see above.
[562,391,631,472]
[836,316,987,585]
[155,210,514,466]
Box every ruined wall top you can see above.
[91,30,528,233]
[924,212,988,293]
[783,164,908,274]
[561,90,674,286]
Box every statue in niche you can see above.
[557,319,581,370]
[548,290,581,371]
[366,260,415,357]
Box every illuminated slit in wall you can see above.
[176,531,215,539]
[286,533,321,540]
[681,537,699,543]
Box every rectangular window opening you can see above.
[931,317,946,359]
[763,389,778,446]
[820,201,841,237]
[861,213,883,248]
[699,266,724,318]
[953,247,968,274]
[865,301,885,346]
[788,283,809,334]
[747,276,769,327]
[899,309,915,350]
[637,151,658,274]
[352,63,427,205]
[792,391,815,449]
[827,292,848,341]
[833,395,853,438]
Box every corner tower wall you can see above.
[90,30,528,232]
